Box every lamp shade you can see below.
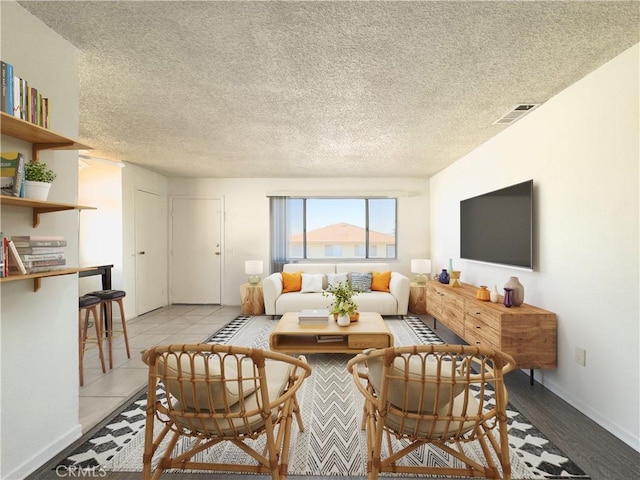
[411,259,431,274]
[245,260,264,275]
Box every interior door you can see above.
[135,189,167,315]
[171,197,222,304]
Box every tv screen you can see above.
[460,180,533,269]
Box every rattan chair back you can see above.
[142,344,311,480]
[347,344,516,480]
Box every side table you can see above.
[240,283,265,315]
[408,282,427,315]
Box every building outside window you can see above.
[271,197,397,269]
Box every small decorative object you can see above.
[449,270,461,287]
[490,285,500,303]
[504,276,524,306]
[503,288,513,308]
[323,280,359,321]
[24,159,56,201]
[410,259,431,285]
[438,269,450,284]
[336,313,351,326]
[244,260,264,285]
[476,285,490,301]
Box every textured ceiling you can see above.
[17,1,640,178]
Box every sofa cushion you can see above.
[327,272,348,288]
[301,273,324,293]
[282,272,302,292]
[351,272,372,292]
[371,271,391,292]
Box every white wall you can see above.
[0,3,83,478]
[430,44,639,449]
[167,177,430,306]
[78,159,124,294]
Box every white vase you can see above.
[490,285,500,303]
[24,180,51,201]
[504,276,524,306]
[337,313,350,326]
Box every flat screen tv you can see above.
[460,180,533,269]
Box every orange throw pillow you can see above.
[371,271,391,292]
[282,271,302,292]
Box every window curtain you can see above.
[270,196,288,273]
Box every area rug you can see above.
[57,315,589,479]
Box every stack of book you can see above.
[7,235,67,274]
[298,309,330,325]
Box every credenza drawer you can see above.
[465,302,501,328]
[464,326,500,351]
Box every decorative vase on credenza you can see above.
[504,276,524,306]
[438,269,450,284]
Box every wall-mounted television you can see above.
[460,180,533,269]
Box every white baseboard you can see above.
[544,377,640,452]
[4,424,82,480]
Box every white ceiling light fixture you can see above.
[493,104,540,125]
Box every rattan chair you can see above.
[347,344,516,480]
[142,344,312,480]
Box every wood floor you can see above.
[28,313,639,480]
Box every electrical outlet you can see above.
[574,347,586,366]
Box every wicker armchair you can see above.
[347,344,516,480]
[142,344,312,480]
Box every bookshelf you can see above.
[1,111,95,290]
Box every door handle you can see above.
[215,252,221,255]
[138,251,146,255]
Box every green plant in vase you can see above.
[23,159,56,201]
[24,159,57,183]
[323,280,359,324]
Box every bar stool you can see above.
[79,294,107,386]
[88,289,131,369]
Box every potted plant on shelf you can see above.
[24,159,56,200]
[323,280,359,326]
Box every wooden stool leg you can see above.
[90,304,107,373]
[104,300,114,370]
[78,310,86,387]
[115,298,131,359]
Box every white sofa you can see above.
[262,263,410,316]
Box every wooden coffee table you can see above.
[269,311,394,354]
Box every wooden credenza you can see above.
[426,281,556,370]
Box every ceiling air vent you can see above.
[494,104,540,125]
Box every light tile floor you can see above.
[79,304,242,432]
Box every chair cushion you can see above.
[88,289,126,300]
[384,389,480,438]
[168,360,293,435]
[159,353,260,410]
[79,295,101,308]
[371,271,391,292]
[282,272,302,292]
[365,351,466,414]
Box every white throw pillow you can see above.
[326,272,348,288]
[301,273,324,293]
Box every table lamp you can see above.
[411,259,431,285]
[245,260,264,285]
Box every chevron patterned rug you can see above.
[58,315,589,479]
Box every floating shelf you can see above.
[0,267,96,292]
[1,111,91,158]
[0,196,96,227]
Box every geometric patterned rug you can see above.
[55,315,589,479]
